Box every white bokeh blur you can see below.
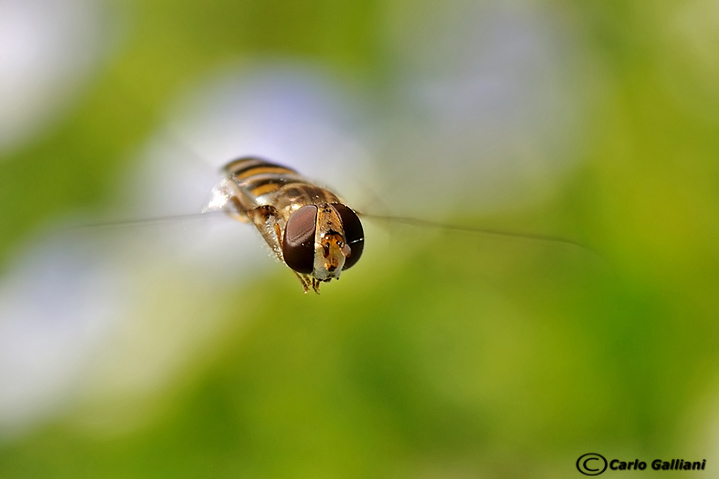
[0,0,111,155]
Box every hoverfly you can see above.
[197,155,595,294]
[206,156,363,293]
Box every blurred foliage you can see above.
[1,0,719,478]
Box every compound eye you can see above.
[283,205,317,274]
[330,204,364,270]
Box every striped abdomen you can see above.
[224,157,341,211]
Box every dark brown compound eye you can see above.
[282,205,317,274]
[330,203,364,270]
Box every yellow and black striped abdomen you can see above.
[224,157,299,180]
[224,157,305,200]
[224,157,340,206]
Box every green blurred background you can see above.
[1,0,719,478]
